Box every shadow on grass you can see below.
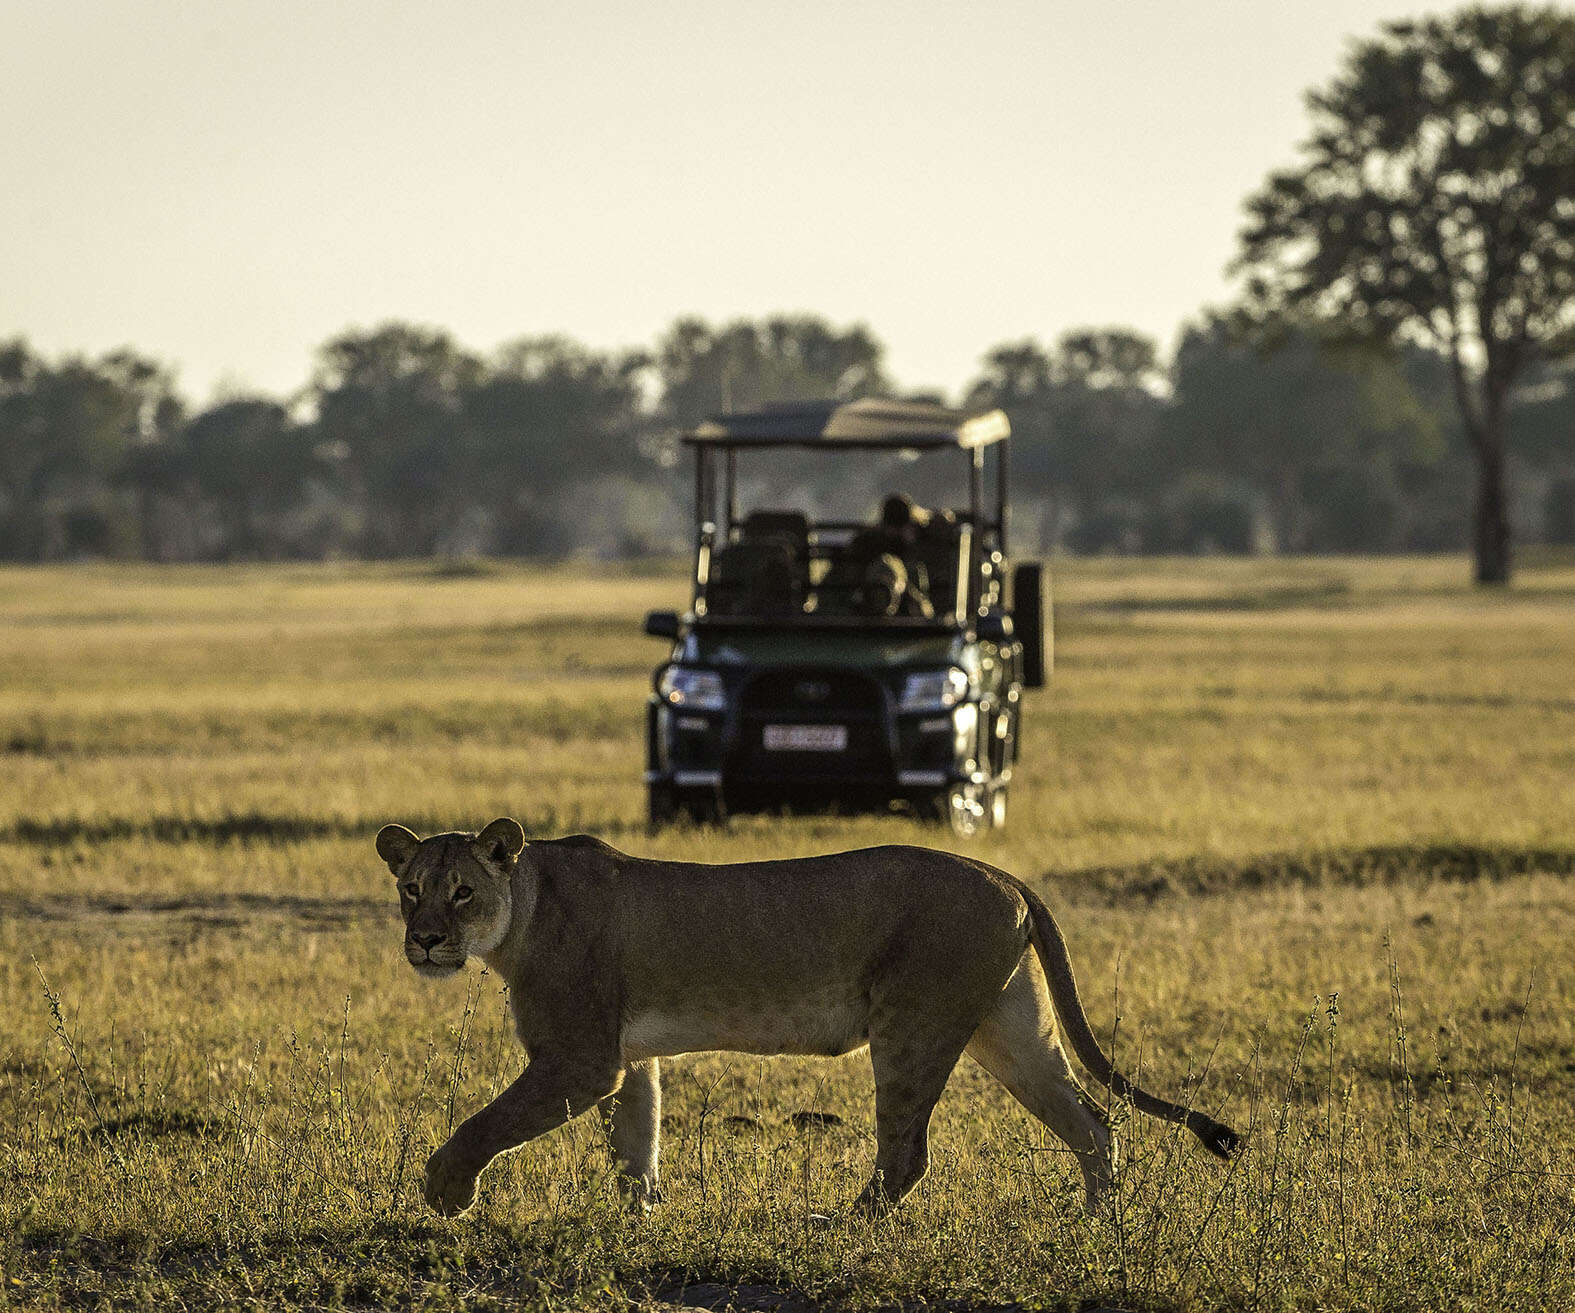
[1051,842,1575,903]
[12,1220,587,1309]
[10,817,1574,922]
[10,812,353,846]
[52,1108,221,1147]
[10,1221,1036,1313]
[1291,686,1575,713]
[1067,577,1354,615]
[6,888,395,926]
[4,809,643,848]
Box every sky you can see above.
[2,0,1476,405]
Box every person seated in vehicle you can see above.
[905,499,963,614]
[706,540,802,616]
[738,510,810,576]
[703,509,816,617]
[831,495,941,619]
[852,550,930,619]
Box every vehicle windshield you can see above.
[725,444,963,526]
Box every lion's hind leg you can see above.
[966,951,1114,1212]
[856,932,1021,1217]
[857,1020,974,1217]
[599,1058,662,1211]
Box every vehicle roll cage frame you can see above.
[680,400,1012,628]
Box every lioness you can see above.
[376,819,1238,1218]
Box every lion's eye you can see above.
[401,882,420,899]
[452,885,473,904]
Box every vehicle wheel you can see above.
[988,785,1008,830]
[682,787,729,827]
[938,782,989,838]
[646,782,678,830]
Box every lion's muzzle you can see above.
[406,930,463,975]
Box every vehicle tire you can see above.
[1013,562,1049,688]
[682,787,729,828]
[988,785,1008,830]
[646,782,679,830]
[989,705,1015,775]
[935,781,989,838]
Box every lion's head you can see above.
[375,817,526,977]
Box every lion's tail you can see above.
[1015,878,1240,1161]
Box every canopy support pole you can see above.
[724,448,738,540]
[996,442,1008,552]
[693,448,708,533]
[968,446,983,531]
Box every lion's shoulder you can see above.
[535,833,623,856]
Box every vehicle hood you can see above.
[687,627,959,671]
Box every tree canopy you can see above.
[1234,4,1575,583]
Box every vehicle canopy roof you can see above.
[683,398,1010,451]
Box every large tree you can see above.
[1233,5,1575,583]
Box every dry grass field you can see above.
[2,554,1573,1310]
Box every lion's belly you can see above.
[621,994,869,1061]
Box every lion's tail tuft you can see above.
[1015,876,1242,1163]
[1187,1113,1240,1161]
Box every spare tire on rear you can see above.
[1013,561,1049,688]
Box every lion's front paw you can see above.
[424,1145,479,1218]
[624,1177,664,1216]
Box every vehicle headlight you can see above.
[658,666,726,711]
[899,667,970,712]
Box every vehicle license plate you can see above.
[763,724,848,752]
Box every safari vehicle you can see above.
[642,398,1048,836]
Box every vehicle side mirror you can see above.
[644,610,680,639]
[976,612,1012,642]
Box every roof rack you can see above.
[684,398,1010,450]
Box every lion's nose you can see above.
[411,931,447,951]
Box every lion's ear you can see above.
[474,817,526,868]
[375,823,421,873]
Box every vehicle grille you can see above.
[730,667,890,781]
[738,669,878,714]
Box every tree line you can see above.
[2,313,1571,563]
[2,5,1570,576]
